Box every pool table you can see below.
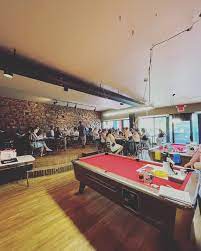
[148,143,196,166]
[72,153,200,241]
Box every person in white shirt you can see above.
[65,127,72,136]
[156,129,165,146]
[124,127,132,141]
[106,129,123,154]
[49,125,55,138]
[132,129,140,143]
[72,127,79,137]
[29,126,52,156]
[93,128,100,150]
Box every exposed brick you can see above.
[0,96,101,130]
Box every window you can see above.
[102,120,123,130]
[102,121,113,129]
[192,113,199,144]
[123,119,129,128]
[138,116,167,145]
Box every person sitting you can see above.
[141,128,149,141]
[119,131,124,138]
[141,128,150,148]
[38,129,47,139]
[29,126,52,156]
[64,127,71,137]
[106,129,123,154]
[49,125,55,138]
[72,127,79,137]
[124,127,132,141]
[71,127,79,145]
[184,145,201,212]
[46,126,55,149]
[15,127,26,155]
[54,127,66,150]
[113,129,119,138]
[184,145,201,169]
[55,127,63,139]
[156,129,165,146]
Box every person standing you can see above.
[78,121,86,148]
[156,129,165,146]
[123,127,133,156]
[93,127,100,150]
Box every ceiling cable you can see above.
[147,12,201,105]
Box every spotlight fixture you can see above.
[120,102,124,105]
[3,69,13,79]
[172,93,176,97]
[64,85,69,92]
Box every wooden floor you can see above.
[34,146,96,169]
[0,149,201,251]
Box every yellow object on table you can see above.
[153,170,168,178]
[154,150,161,161]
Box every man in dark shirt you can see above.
[78,121,86,148]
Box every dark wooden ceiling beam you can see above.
[0,47,144,106]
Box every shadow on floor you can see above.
[46,179,197,251]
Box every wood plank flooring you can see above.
[34,146,96,169]
[0,152,200,250]
[0,173,160,251]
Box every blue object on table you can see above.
[173,153,182,164]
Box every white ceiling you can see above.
[0,0,201,110]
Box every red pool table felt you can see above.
[80,154,191,191]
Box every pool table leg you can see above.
[79,182,86,194]
[174,208,194,240]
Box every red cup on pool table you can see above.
[138,173,144,182]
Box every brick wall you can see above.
[0,96,101,130]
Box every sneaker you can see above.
[46,148,53,152]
